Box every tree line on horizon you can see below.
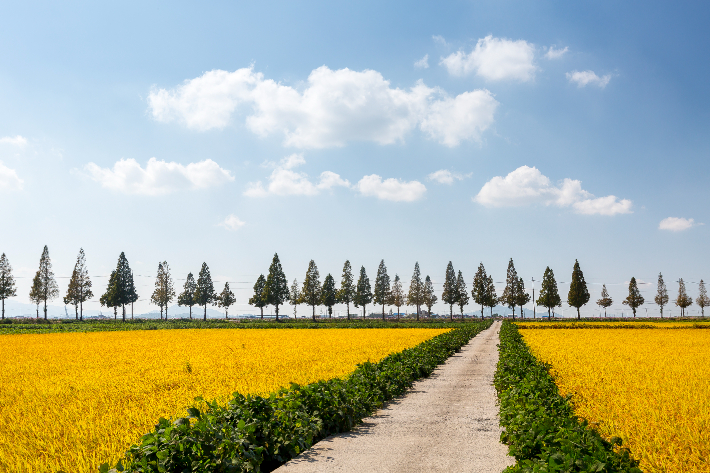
[0,248,709,321]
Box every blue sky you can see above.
[1,1,709,317]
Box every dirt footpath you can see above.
[274,321,514,473]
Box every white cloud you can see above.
[427,169,467,185]
[356,175,426,202]
[659,217,696,232]
[566,70,611,88]
[474,165,632,215]
[0,162,23,191]
[148,65,498,148]
[545,46,569,60]
[432,35,448,46]
[0,135,27,147]
[84,158,234,195]
[440,35,536,82]
[244,154,350,197]
[219,214,246,231]
[414,54,429,69]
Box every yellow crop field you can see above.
[522,329,710,473]
[516,320,710,329]
[0,327,448,473]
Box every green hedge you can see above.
[495,321,642,473]
[103,320,492,473]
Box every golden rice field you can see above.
[0,327,448,473]
[522,328,710,473]
[517,320,710,329]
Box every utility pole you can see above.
[531,277,535,319]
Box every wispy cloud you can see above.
[414,54,429,69]
[427,169,468,185]
[219,214,246,231]
[566,70,611,88]
[545,46,569,60]
[0,135,27,147]
[440,35,536,82]
[244,154,350,197]
[659,217,697,232]
[0,162,23,191]
[356,175,426,202]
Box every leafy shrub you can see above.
[495,321,642,473]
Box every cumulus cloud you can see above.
[84,158,234,195]
[474,165,632,215]
[545,46,569,60]
[566,70,611,88]
[0,135,27,147]
[0,162,23,191]
[414,54,429,69]
[427,169,467,185]
[219,214,246,231]
[356,175,426,202]
[659,217,696,232]
[244,154,350,197]
[432,35,448,46]
[440,35,536,82]
[148,66,498,148]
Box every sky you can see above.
[1,0,709,318]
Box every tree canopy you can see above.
[178,272,197,319]
[596,284,613,317]
[696,280,710,317]
[248,274,267,319]
[471,263,488,319]
[217,282,236,319]
[321,274,337,318]
[337,260,356,320]
[654,273,669,318]
[63,249,93,321]
[456,270,469,318]
[301,260,322,320]
[424,275,437,318]
[195,262,216,321]
[264,253,289,321]
[675,278,693,316]
[499,258,519,319]
[150,261,175,320]
[0,253,17,320]
[290,278,301,318]
[567,259,590,319]
[391,274,405,320]
[354,265,372,319]
[622,277,645,317]
[441,261,457,320]
[537,266,561,319]
[36,245,59,320]
[373,259,392,320]
[407,262,424,320]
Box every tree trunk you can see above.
[204,304,207,321]
[577,307,580,320]
[511,304,516,320]
[382,303,385,321]
[160,307,163,320]
[225,309,228,320]
[397,305,400,321]
[1,298,3,319]
[346,302,350,320]
[275,304,280,322]
[416,304,420,321]
[363,305,366,320]
[122,304,126,322]
[449,305,453,322]
[131,302,134,320]
[481,305,484,320]
[312,304,316,322]
[166,304,168,320]
[548,307,551,320]
[80,296,83,321]
[44,297,47,320]
[189,305,192,319]
[75,305,78,320]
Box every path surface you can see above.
[274,321,514,473]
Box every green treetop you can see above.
[373,259,392,320]
[217,282,236,319]
[515,276,530,318]
[424,275,437,318]
[390,274,405,320]
[596,284,613,317]
[301,260,322,321]
[499,259,519,320]
[248,274,267,319]
[321,274,337,318]
[0,253,17,320]
[63,249,93,321]
[456,270,469,318]
[471,263,488,319]
[441,261,457,321]
[36,245,59,320]
[537,266,561,319]
[290,278,301,318]
[354,266,372,320]
[696,280,710,317]
[622,277,645,317]
[675,278,693,317]
[264,253,289,321]
[654,273,669,318]
[195,262,216,321]
[407,262,425,320]
[178,272,197,319]
[567,259,590,319]
[337,260,356,320]
[485,275,497,318]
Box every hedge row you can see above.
[494,321,642,473]
[104,320,492,473]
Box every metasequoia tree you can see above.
[290,278,301,318]
[29,271,42,318]
[390,274,405,321]
[622,277,645,317]
[373,260,392,321]
[301,260,322,321]
[217,282,236,319]
[596,284,613,318]
[337,260,356,320]
[102,252,137,321]
[675,278,693,317]
[423,275,437,318]
[499,259,519,320]
[442,261,457,321]
[264,253,289,321]
[485,275,497,318]
[195,262,216,321]
[35,246,59,320]
[178,272,197,319]
[64,249,93,321]
[321,274,337,318]
[100,270,120,320]
[655,273,669,318]
[515,276,530,319]
[456,270,468,319]
[471,263,488,319]
[537,267,561,320]
[150,261,175,320]
[248,274,267,319]
[567,259,590,319]
[0,253,17,319]
[354,266,372,320]
[407,262,425,321]
[697,280,710,317]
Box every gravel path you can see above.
[274,321,513,473]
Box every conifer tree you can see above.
[290,278,301,318]
[301,260,322,321]
[248,274,267,319]
[0,253,17,319]
[29,271,42,318]
[471,263,488,319]
[596,284,613,318]
[321,274,337,318]
[537,267,561,320]
[217,282,236,319]
[373,260,392,320]
[622,277,645,317]
[390,274,405,320]
[178,272,197,319]
[516,276,530,318]
[424,275,437,317]
[195,262,216,321]
[101,252,136,321]
[567,259,590,319]
[675,278,693,317]
[441,261,457,321]
[407,262,425,320]
[100,270,119,320]
[264,253,289,321]
[126,265,139,320]
[456,270,468,319]
[354,266,373,319]
[696,280,710,317]
[499,259,519,320]
[151,262,175,320]
[654,273,669,318]
[35,245,59,320]
[337,261,356,320]
[63,249,93,321]
[485,275,497,318]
